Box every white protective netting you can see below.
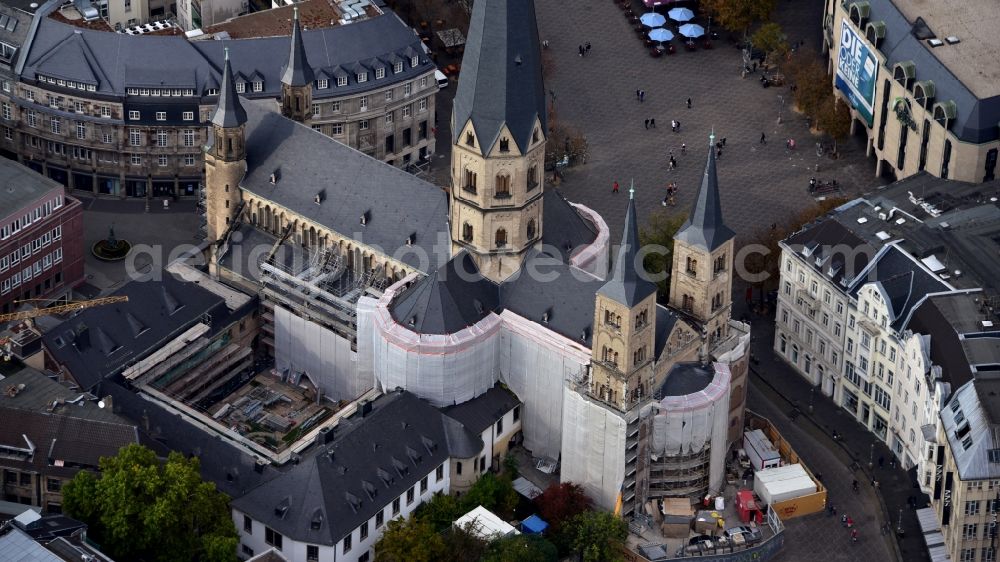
[273,305,371,402]
[568,203,611,280]
[368,276,501,406]
[560,389,627,511]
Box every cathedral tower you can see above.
[449,0,548,283]
[280,7,314,123]
[205,47,247,244]
[590,184,658,412]
[668,133,737,344]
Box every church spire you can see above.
[674,131,735,252]
[598,180,657,307]
[281,7,314,87]
[211,47,247,128]
[453,0,547,153]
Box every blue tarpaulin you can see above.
[521,515,549,534]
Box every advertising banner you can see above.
[835,20,878,127]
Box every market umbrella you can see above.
[640,12,666,27]
[648,28,675,42]
[667,7,694,22]
[678,23,705,38]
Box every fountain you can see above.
[91,225,131,261]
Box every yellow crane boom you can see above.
[0,296,129,324]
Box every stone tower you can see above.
[280,7,314,123]
[668,133,737,346]
[449,0,548,283]
[205,47,247,245]
[590,184,659,412]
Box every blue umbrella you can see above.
[678,23,705,38]
[667,7,694,22]
[640,12,666,27]
[648,28,675,42]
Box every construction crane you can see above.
[0,296,129,324]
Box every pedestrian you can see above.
[639,90,645,102]
[873,480,880,490]
[760,132,767,144]
[846,516,854,528]
[841,514,847,527]
[716,147,722,158]
[722,137,727,147]
[671,119,677,132]
[650,118,656,128]
[681,143,686,153]
[645,118,650,130]
[669,157,677,171]
[851,529,858,543]
[578,45,584,57]
[585,41,591,53]
[878,456,884,468]
[636,89,641,100]
[686,97,692,109]
[662,195,668,206]
[852,479,859,492]
[542,39,549,49]
[612,180,619,193]
[752,61,757,73]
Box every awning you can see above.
[512,476,544,500]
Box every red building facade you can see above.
[0,160,84,314]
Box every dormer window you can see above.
[337,76,348,87]
[465,132,475,147]
[410,56,419,67]
[207,88,219,96]
[375,67,385,79]
[236,82,246,93]
[499,138,509,152]
[357,72,368,83]
[316,79,329,89]
[394,62,403,73]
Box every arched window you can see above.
[527,165,539,190]
[499,137,510,152]
[792,344,799,363]
[495,174,511,198]
[526,219,536,240]
[495,228,507,248]
[682,294,693,312]
[685,257,697,276]
[463,169,477,193]
[780,334,787,354]
[462,222,473,242]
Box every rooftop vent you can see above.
[406,233,415,246]
[274,498,290,519]
[875,231,891,241]
[360,210,370,225]
[514,54,522,65]
[928,38,944,47]
[911,17,935,40]
[542,308,552,324]
[408,315,416,327]
[362,480,377,500]
[406,446,422,464]
[982,320,994,329]
[857,217,868,224]
[345,492,362,512]
[314,189,326,205]
[421,435,437,452]
[945,36,960,44]
[377,467,394,486]
[269,169,280,184]
[310,509,324,530]
[895,218,906,225]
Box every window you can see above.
[392,498,400,515]
[265,527,283,549]
[156,130,167,147]
[317,79,329,89]
[963,524,980,540]
[54,226,62,240]
[155,111,166,121]
[404,82,412,96]
[26,109,36,128]
[337,76,348,87]
[129,129,141,146]
[1,102,10,121]
[331,101,341,112]
[360,520,369,540]
[102,132,113,144]
[495,228,507,248]
[157,155,168,167]
[359,120,369,130]
[307,545,319,561]
[962,549,977,562]
[243,515,252,533]
[376,509,385,528]
[376,67,385,79]
[2,126,8,140]
[420,475,428,494]
[436,463,445,481]
[457,462,463,475]
[128,110,140,120]
[385,112,393,125]
[252,81,263,92]
[385,90,393,102]
[49,117,62,134]
[418,98,427,112]
[402,105,411,118]
[966,501,981,516]
[343,533,352,553]
[25,90,34,102]
[46,478,60,492]
[181,111,194,121]
[406,486,415,505]
[312,103,321,117]
[236,82,246,93]
[466,131,475,147]
[129,154,141,165]
[182,129,195,147]
[360,96,369,111]
[332,123,344,135]
[184,154,196,166]
[411,56,419,67]
[358,72,368,83]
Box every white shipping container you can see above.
[753,464,816,505]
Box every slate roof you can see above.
[0,158,63,223]
[240,100,449,272]
[849,245,950,330]
[21,14,433,101]
[441,384,519,435]
[784,209,876,288]
[41,271,233,391]
[541,189,598,263]
[231,390,482,546]
[389,251,499,334]
[211,49,247,128]
[0,368,123,424]
[452,0,547,153]
[674,139,735,252]
[659,362,715,397]
[654,304,680,360]
[0,527,62,562]
[280,9,315,87]
[598,190,656,307]
[852,0,1000,143]
[941,378,1000,480]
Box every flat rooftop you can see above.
[890,0,1000,98]
[205,0,350,39]
[0,159,63,222]
[659,362,715,397]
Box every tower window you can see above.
[465,132,475,147]
[682,294,693,312]
[686,257,697,276]
[526,219,536,240]
[463,169,478,193]
[712,293,722,311]
[527,165,539,190]
[495,228,507,248]
[499,138,509,152]
[714,255,726,275]
[532,128,540,144]
[495,174,511,198]
[635,309,648,329]
[633,346,646,366]
[462,222,473,242]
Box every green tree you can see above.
[569,511,628,562]
[702,0,776,37]
[461,472,519,519]
[816,95,852,154]
[483,534,559,562]
[62,444,237,562]
[639,209,687,299]
[750,22,788,69]
[414,491,464,532]
[375,517,446,562]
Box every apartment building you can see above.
[822,0,1000,183]
[0,3,438,199]
[775,173,1000,492]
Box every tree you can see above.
[375,517,446,562]
[639,210,687,299]
[461,472,519,519]
[750,23,788,70]
[483,534,559,562]
[414,491,464,532]
[816,95,852,154]
[534,482,593,555]
[568,511,628,562]
[62,444,237,562]
[702,0,776,38]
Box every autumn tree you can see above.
[750,22,788,70]
[702,0,776,38]
[534,482,593,555]
[62,444,237,562]
[639,209,687,299]
[483,534,559,562]
[789,56,831,123]
[568,511,628,562]
[816,95,852,154]
[375,517,447,562]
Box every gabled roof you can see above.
[850,245,950,330]
[674,137,735,252]
[279,8,314,87]
[231,391,481,545]
[211,48,247,128]
[542,189,598,263]
[442,384,520,435]
[389,251,499,334]
[452,0,547,153]
[598,188,656,307]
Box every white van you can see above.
[434,70,449,89]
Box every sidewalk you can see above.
[738,297,931,562]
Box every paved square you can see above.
[535,0,882,238]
